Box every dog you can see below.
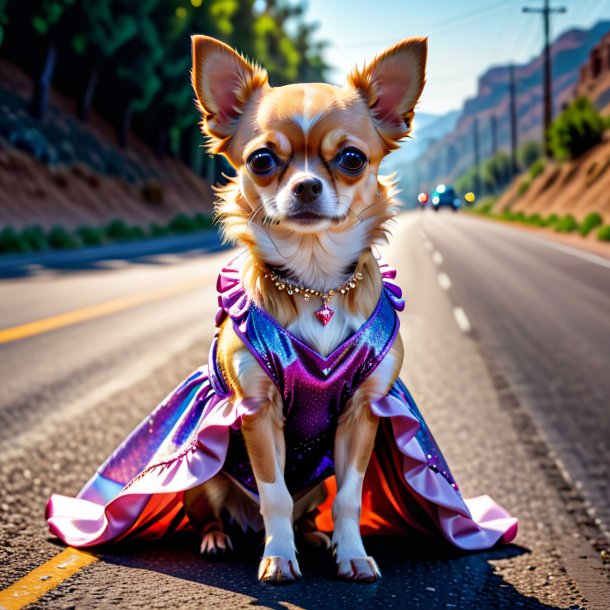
[186,34,427,584]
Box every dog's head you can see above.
[191,35,426,266]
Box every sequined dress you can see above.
[46,253,517,549]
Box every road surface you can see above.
[0,212,608,609]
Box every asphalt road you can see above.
[0,212,608,609]
[419,212,610,539]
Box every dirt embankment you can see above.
[0,60,215,230]
[495,136,610,221]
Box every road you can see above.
[0,212,608,609]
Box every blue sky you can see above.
[299,0,610,115]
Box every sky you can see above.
[298,0,610,116]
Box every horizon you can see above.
[298,0,610,116]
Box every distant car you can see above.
[430,184,461,212]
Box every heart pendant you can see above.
[314,304,334,326]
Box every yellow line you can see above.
[0,548,99,610]
[0,276,208,344]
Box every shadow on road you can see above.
[84,532,579,610]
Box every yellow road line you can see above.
[0,548,98,610]
[0,276,208,344]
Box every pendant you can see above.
[315,303,334,326]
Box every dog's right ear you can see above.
[191,36,269,151]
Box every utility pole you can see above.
[509,64,519,178]
[473,118,481,195]
[523,0,566,157]
[490,115,498,158]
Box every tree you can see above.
[518,140,542,169]
[65,0,139,121]
[28,0,76,118]
[549,97,606,162]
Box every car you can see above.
[430,184,461,212]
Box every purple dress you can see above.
[46,253,517,549]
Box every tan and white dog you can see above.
[187,34,427,584]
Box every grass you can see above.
[0,212,215,255]
[465,203,608,243]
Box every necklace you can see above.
[262,267,364,326]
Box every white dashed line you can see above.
[438,273,452,290]
[453,307,472,333]
[432,251,444,265]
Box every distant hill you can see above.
[382,110,459,172]
[399,20,610,202]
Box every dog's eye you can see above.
[247,149,277,176]
[337,147,367,174]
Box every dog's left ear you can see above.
[191,35,269,151]
[348,37,427,144]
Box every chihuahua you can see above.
[188,34,427,584]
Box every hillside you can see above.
[494,134,610,220]
[0,60,215,230]
[401,20,610,199]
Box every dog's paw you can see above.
[258,556,302,584]
[336,556,381,583]
[200,530,233,560]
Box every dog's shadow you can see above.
[78,531,580,610]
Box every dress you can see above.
[46,253,517,550]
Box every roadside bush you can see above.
[597,225,610,241]
[554,214,579,233]
[0,226,30,253]
[21,225,48,250]
[541,213,559,227]
[169,213,198,234]
[127,226,147,241]
[76,225,105,247]
[549,97,605,162]
[578,212,603,236]
[194,213,214,229]
[526,213,544,226]
[150,222,170,238]
[48,226,80,249]
[528,159,545,180]
[104,219,132,242]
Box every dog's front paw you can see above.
[258,555,302,584]
[336,556,381,583]
[200,530,233,560]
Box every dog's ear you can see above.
[348,37,427,145]
[191,35,269,150]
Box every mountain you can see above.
[382,110,460,172]
[399,20,610,201]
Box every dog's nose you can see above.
[293,177,323,203]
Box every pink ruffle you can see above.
[370,394,517,550]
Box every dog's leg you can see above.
[240,393,301,584]
[332,337,403,582]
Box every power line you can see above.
[522,0,567,157]
[333,0,508,50]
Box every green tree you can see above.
[518,140,542,169]
[28,0,76,118]
[549,97,606,162]
[65,0,139,121]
